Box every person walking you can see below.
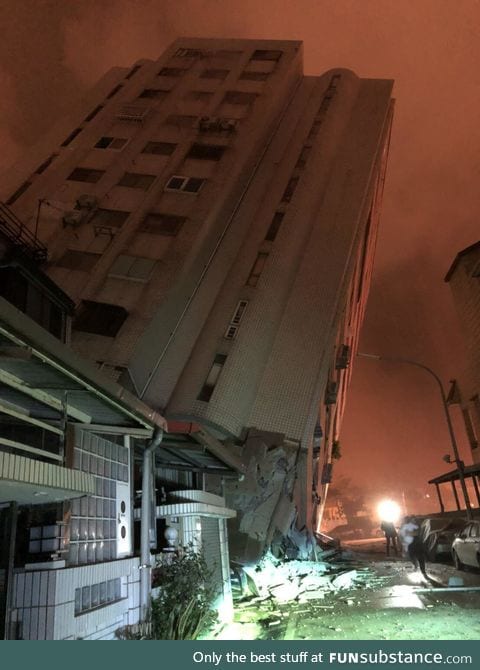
[398,516,418,557]
[380,520,398,556]
[406,517,428,577]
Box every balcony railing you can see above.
[0,201,48,263]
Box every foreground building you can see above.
[428,242,480,514]
[1,38,394,563]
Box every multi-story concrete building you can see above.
[444,242,480,464]
[1,38,394,563]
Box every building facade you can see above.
[445,242,480,465]
[1,38,394,563]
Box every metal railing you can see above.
[0,201,48,263]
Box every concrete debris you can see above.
[235,552,388,605]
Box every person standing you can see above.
[380,520,398,556]
[405,517,428,577]
[398,516,418,557]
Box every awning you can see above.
[153,421,246,478]
[428,463,480,485]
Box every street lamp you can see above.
[358,352,473,520]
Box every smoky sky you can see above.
[1,0,479,500]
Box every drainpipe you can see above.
[140,427,164,622]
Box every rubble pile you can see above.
[233,551,392,605]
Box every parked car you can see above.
[420,517,467,561]
[451,520,480,570]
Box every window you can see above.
[296,145,312,169]
[35,153,58,174]
[74,300,128,337]
[164,114,198,127]
[67,167,105,183]
[223,90,257,105]
[94,136,128,150]
[84,105,103,122]
[109,254,156,281]
[56,249,101,272]
[74,579,122,616]
[281,176,299,202]
[117,172,156,190]
[107,84,123,99]
[90,208,130,229]
[200,69,229,80]
[140,213,186,236]
[6,180,32,205]
[265,211,285,242]
[251,49,283,61]
[158,67,187,77]
[138,88,168,99]
[165,175,205,194]
[247,252,268,287]
[224,300,248,340]
[198,354,227,402]
[239,71,269,81]
[141,141,176,155]
[125,64,141,79]
[186,143,226,161]
[175,48,203,58]
[61,128,82,147]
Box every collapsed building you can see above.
[1,38,393,572]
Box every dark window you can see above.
[74,300,128,337]
[125,64,141,79]
[94,136,128,150]
[61,128,82,147]
[223,91,257,105]
[84,105,103,122]
[67,167,105,183]
[281,176,299,202]
[296,145,312,169]
[56,250,101,272]
[246,252,268,287]
[6,180,32,205]
[186,143,226,161]
[90,208,130,229]
[107,84,123,99]
[158,67,187,77]
[35,153,58,174]
[109,254,156,281]
[239,71,269,81]
[265,211,285,242]
[117,172,156,190]
[175,48,203,58]
[140,213,186,236]
[197,354,227,402]
[164,114,198,127]
[141,141,176,155]
[165,175,204,194]
[138,88,168,99]
[251,49,283,61]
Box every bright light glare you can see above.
[377,499,401,523]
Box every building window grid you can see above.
[117,172,156,190]
[186,143,226,161]
[246,252,269,287]
[141,141,177,155]
[69,438,128,566]
[94,136,129,150]
[164,175,205,194]
[140,212,186,236]
[74,578,122,616]
[224,300,248,340]
[84,105,103,123]
[106,84,123,99]
[67,167,105,184]
[138,88,169,100]
[61,128,82,147]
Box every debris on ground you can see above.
[232,550,393,606]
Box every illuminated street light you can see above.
[358,352,473,520]
[377,499,401,523]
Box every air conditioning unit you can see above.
[76,194,98,210]
[324,381,338,405]
[335,344,351,370]
[62,210,86,228]
[222,118,238,133]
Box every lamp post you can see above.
[358,352,473,520]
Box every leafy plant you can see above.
[150,547,217,640]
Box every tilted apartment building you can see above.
[1,38,394,563]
